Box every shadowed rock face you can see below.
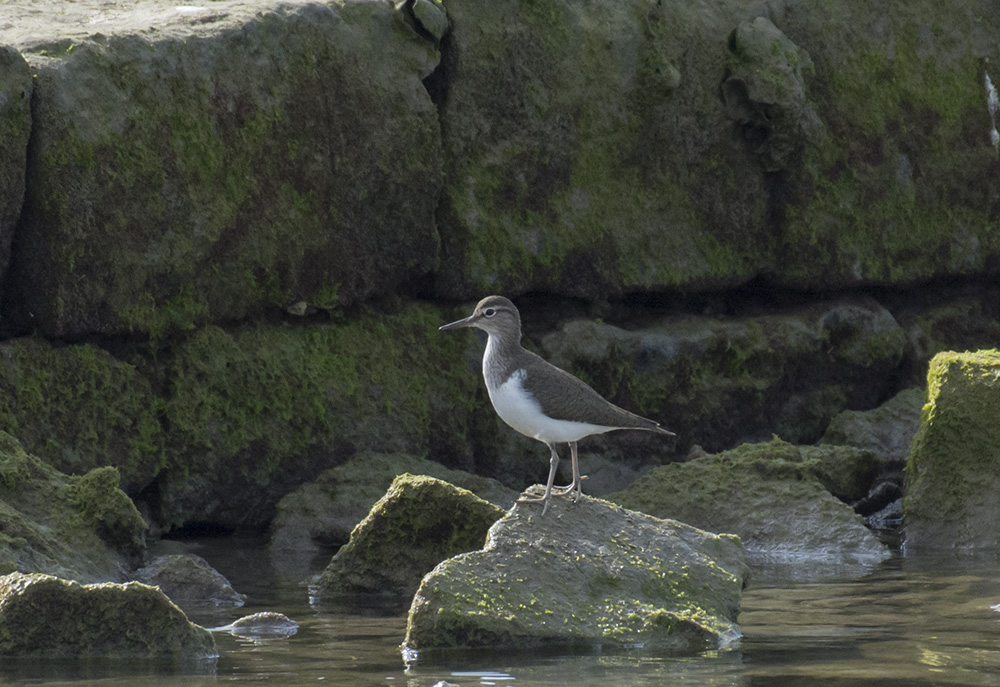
[404,494,748,652]
[0,46,30,297]
[904,350,1000,551]
[0,432,147,583]
[0,572,216,659]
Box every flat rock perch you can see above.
[403,490,749,653]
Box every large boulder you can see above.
[540,298,905,452]
[4,0,440,338]
[431,0,1000,300]
[904,350,1000,550]
[314,474,506,604]
[270,452,517,554]
[0,432,147,582]
[610,438,890,563]
[0,572,215,659]
[432,0,768,299]
[403,493,748,652]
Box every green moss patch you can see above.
[904,350,1000,550]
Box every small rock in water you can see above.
[132,554,246,610]
[212,611,298,640]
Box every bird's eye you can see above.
[483,308,496,317]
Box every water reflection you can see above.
[3,537,1000,687]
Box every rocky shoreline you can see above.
[0,0,998,661]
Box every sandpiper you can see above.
[440,295,674,514]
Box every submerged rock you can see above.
[270,452,517,553]
[0,572,216,658]
[211,611,298,640]
[403,494,748,652]
[610,438,889,564]
[314,475,505,604]
[0,432,147,582]
[132,554,246,611]
[904,350,1000,550]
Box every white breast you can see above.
[488,369,615,444]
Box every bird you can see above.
[439,295,674,515]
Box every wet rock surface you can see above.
[211,611,298,640]
[132,554,246,611]
[0,572,216,658]
[404,493,748,652]
[314,474,506,604]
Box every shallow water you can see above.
[6,536,1000,687]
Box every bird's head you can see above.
[439,295,522,339]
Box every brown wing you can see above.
[519,350,673,434]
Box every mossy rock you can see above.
[270,452,517,553]
[820,386,925,463]
[0,431,147,581]
[154,304,486,530]
[904,350,1000,550]
[773,1,1000,288]
[0,572,215,659]
[6,0,440,338]
[0,337,163,494]
[610,437,889,562]
[432,0,769,300]
[314,474,506,603]
[403,492,748,652]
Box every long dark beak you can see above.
[439,314,476,331]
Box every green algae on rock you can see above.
[403,493,748,652]
[270,452,517,553]
[773,1,1000,289]
[0,432,147,581]
[0,337,163,494]
[610,438,889,563]
[315,474,505,603]
[155,303,485,530]
[0,572,215,659]
[432,0,768,300]
[904,350,1000,550]
[7,0,441,339]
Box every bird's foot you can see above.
[551,475,587,496]
[517,491,552,516]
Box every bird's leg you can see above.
[517,442,560,515]
[552,441,584,500]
